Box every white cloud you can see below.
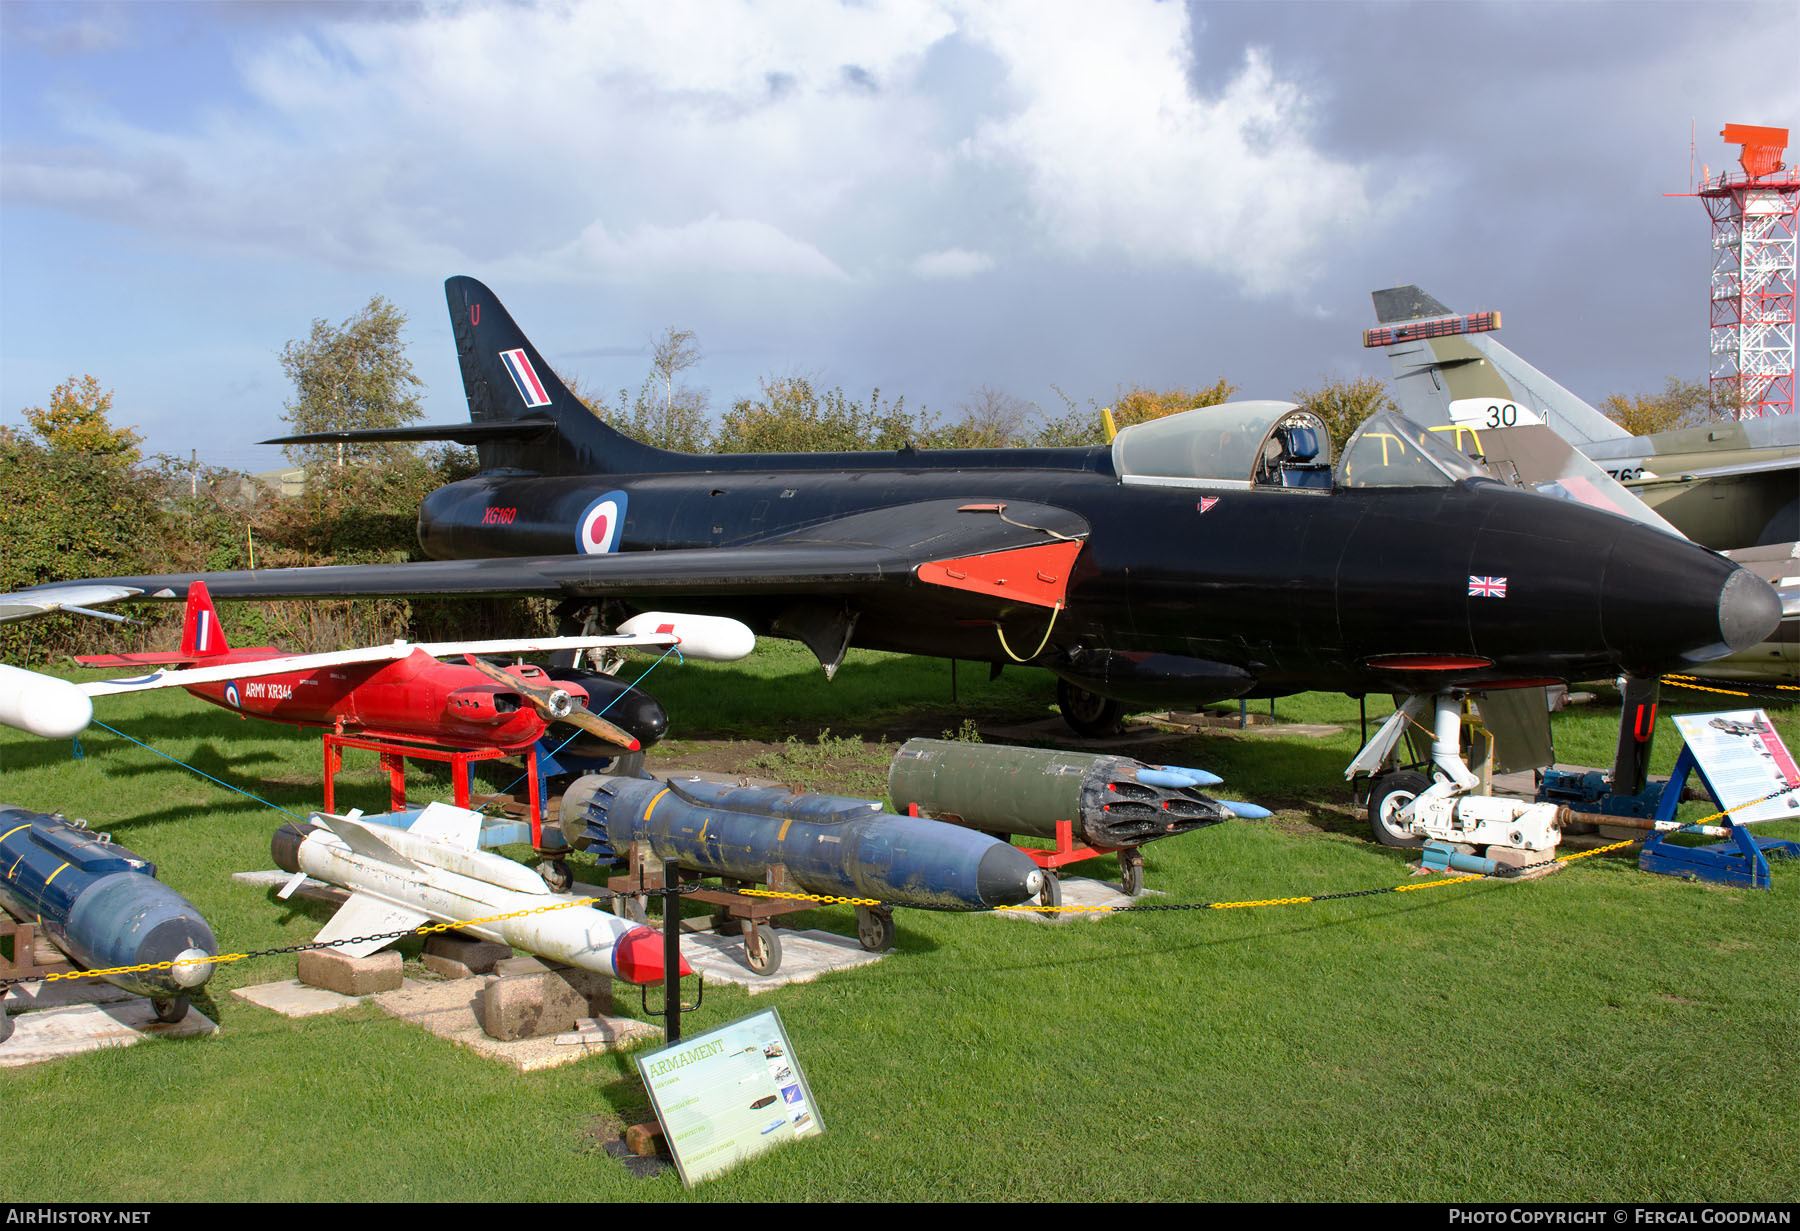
[2,0,1398,293]
[520,215,850,282]
[954,0,1396,294]
[911,247,994,278]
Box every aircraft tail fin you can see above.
[178,582,231,659]
[444,276,685,477]
[1368,284,1629,446]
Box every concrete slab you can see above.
[676,927,885,994]
[2,976,135,1014]
[992,876,1153,924]
[0,998,216,1068]
[232,869,349,907]
[372,977,659,1072]
[232,978,381,1018]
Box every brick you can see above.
[421,933,512,980]
[477,959,617,1040]
[479,971,586,1041]
[296,949,403,996]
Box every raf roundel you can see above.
[576,491,629,555]
[224,681,241,708]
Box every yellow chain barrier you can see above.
[20,783,1794,985]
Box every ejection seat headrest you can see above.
[1278,424,1321,462]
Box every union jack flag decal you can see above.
[1468,575,1508,598]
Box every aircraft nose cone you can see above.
[1601,531,1779,674]
[1718,566,1782,655]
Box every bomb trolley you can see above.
[604,840,893,976]
[887,740,1256,905]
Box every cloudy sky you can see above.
[2,0,1794,469]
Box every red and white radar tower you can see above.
[1683,124,1799,420]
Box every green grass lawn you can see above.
[0,648,1795,1202]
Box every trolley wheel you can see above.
[855,905,896,953]
[1368,771,1432,849]
[1036,872,1063,911]
[744,923,782,975]
[150,996,190,1024]
[613,893,649,924]
[1056,680,1126,738]
[1118,849,1144,897]
[537,858,573,893]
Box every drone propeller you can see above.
[463,655,640,751]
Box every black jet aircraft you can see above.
[12,277,1781,746]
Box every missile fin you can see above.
[408,802,484,850]
[315,813,422,870]
[314,891,431,956]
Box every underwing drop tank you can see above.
[887,739,1262,847]
[561,775,1045,910]
[0,805,217,1007]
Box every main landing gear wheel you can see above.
[151,996,190,1024]
[744,923,782,975]
[537,858,573,893]
[1368,771,1432,849]
[855,905,896,953]
[1057,681,1125,738]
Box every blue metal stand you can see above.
[1638,748,1800,889]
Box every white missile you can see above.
[270,803,690,985]
[616,611,756,662]
[0,663,94,738]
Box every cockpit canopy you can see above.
[1110,400,1487,491]
[1111,400,1334,489]
[1336,412,1491,489]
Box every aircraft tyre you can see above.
[613,751,647,778]
[1368,771,1431,849]
[1056,680,1125,738]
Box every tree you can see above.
[562,367,713,453]
[651,327,702,416]
[1033,379,1237,447]
[22,374,141,468]
[278,296,424,475]
[1599,376,1713,436]
[1290,374,1397,457]
[715,375,933,453]
[932,385,1037,449]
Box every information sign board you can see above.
[637,1007,821,1187]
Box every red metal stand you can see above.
[322,732,545,846]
